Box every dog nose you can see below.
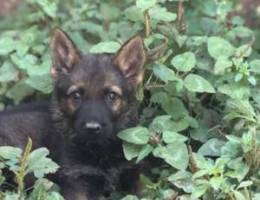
[85,121,101,133]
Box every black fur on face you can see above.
[50,28,146,147]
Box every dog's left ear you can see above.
[114,36,146,88]
[50,28,80,79]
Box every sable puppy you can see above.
[0,28,146,200]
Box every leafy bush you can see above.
[0,0,259,199]
[0,139,62,200]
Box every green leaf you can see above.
[125,6,143,22]
[201,0,217,17]
[187,36,208,47]
[161,97,188,120]
[171,52,196,72]
[29,179,49,200]
[151,115,172,133]
[70,32,90,53]
[25,74,53,94]
[80,22,105,39]
[151,115,189,133]
[153,63,177,82]
[28,0,58,18]
[253,194,260,200]
[136,0,156,12]
[247,76,256,86]
[121,195,139,200]
[11,53,38,71]
[232,190,246,200]
[26,58,51,76]
[150,91,169,105]
[4,194,19,200]
[0,62,19,82]
[122,143,142,161]
[235,73,243,82]
[90,41,120,53]
[218,83,250,99]
[27,148,59,178]
[193,153,212,170]
[235,44,252,58]
[214,56,232,74]
[0,146,22,160]
[100,3,120,20]
[149,7,177,22]
[191,183,209,199]
[233,26,253,38]
[209,176,223,190]
[168,171,193,193]
[161,189,176,199]
[118,127,150,145]
[0,83,7,96]
[249,59,260,74]
[184,74,215,93]
[46,192,65,200]
[241,132,253,153]
[136,144,153,163]
[193,170,209,179]
[153,143,189,170]
[237,180,253,189]
[221,138,242,158]
[198,139,226,157]
[171,118,190,132]
[227,158,249,181]
[207,37,234,59]
[0,37,16,55]
[162,131,188,144]
[6,80,35,104]
[232,16,245,26]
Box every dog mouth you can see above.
[69,129,113,145]
[70,131,99,141]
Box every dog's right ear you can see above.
[114,35,146,88]
[50,28,80,79]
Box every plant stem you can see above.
[244,187,251,200]
[188,145,198,173]
[0,192,4,200]
[144,9,151,37]
[16,138,32,200]
[177,0,186,32]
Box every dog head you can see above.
[50,28,146,145]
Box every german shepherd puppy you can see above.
[0,28,146,200]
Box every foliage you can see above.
[0,138,62,200]
[0,0,259,200]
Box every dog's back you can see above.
[0,102,51,148]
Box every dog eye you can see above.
[70,91,82,100]
[106,91,119,102]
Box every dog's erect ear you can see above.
[50,28,80,78]
[114,35,146,88]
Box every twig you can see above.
[16,138,32,199]
[147,37,169,63]
[188,145,198,173]
[144,9,151,37]
[208,125,221,133]
[144,84,165,90]
[176,0,186,33]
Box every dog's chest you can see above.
[66,140,124,165]
[61,142,126,195]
